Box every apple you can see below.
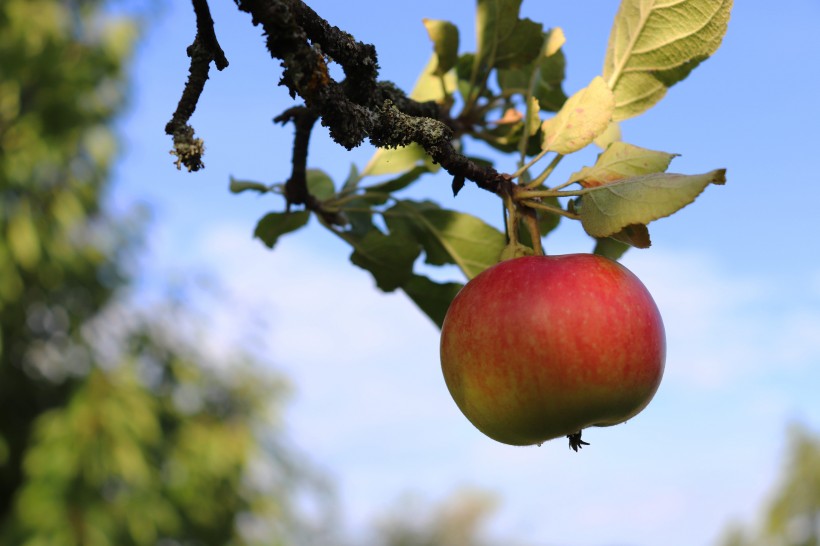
[440,254,665,448]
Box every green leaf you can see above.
[365,165,431,196]
[401,275,463,329]
[409,53,458,103]
[386,200,506,280]
[541,76,614,154]
[361,143,438,177]
[475,0,542,70]
[253,211,310,248]
[345,229,420,292]
[568,142,679,187]
[578,169,727,238]
[7,199,40,270]
[341,163,361,192]
[306,169,336,201]
[338,196,375,236]
[603,0,733,121]
[608,224,652,249]
[229,177,269,194]
[593,237,631,260]
[593,121,621,150]
[496,27,568,112]
[423,19,459,75]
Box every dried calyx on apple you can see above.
[439,253,665,450]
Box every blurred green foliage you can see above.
[0,1,333,544]
[370,489,501,546]
[717,424,820,546]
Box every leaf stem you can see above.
[519,199,580,220]
[547,177,578,192]
[511,149,549,180]
[524,154,563,189]
[519,186,591,199]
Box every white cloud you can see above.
[624,250,820,389]
[148,224,820,546]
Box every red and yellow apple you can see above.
[440,254,665,448]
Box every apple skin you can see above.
[440,254,665,446]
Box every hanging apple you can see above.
[440,254,666,449]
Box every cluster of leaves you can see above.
[233,0,732,327]
[0,1,333,544]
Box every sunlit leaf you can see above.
[361,143,438,177]
[541,76,614,154]
[409,53,458,103]
[578,169,727,238]
[593,121,621,149]
[386,200,506,280]
[423,19,459,75]
[569,141,679,187]
[603,0,733,121]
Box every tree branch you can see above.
[165,0,229,172]
[185,0,507,195]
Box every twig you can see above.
[165,0,230,172]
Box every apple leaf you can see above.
[593,237,631,261]
[593,121,621,150]
[361,143,439,178]
[346,229,420,292]
[578,169,727,238]
[608,224,652,249]
[409,53,458,103]
[475,0,543,72]
[541,76,614,154]
[569,142,679,188]
[423,19,459,76]
[364,165,431,197]
[496,27,568,112]
[340,163,361,192]
[603,0,733,121]
[386,200,506,280]
[229,177,269,194]
[402,275,464,329]
[254,211,310,249]
[306,169,336,201]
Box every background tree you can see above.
[0,1,333,544]
[370,489,502,546]
[717,424,820,546]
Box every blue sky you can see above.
[113,2,820,545]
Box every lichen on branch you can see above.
[168,0,506,198]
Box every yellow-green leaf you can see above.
[578,169,726,238]
[409,54,457,104]
[423,19,459,75]
[569,142,679,187]
[603,0,733,121]
[541,76,614,154]
[361,143,438,177]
